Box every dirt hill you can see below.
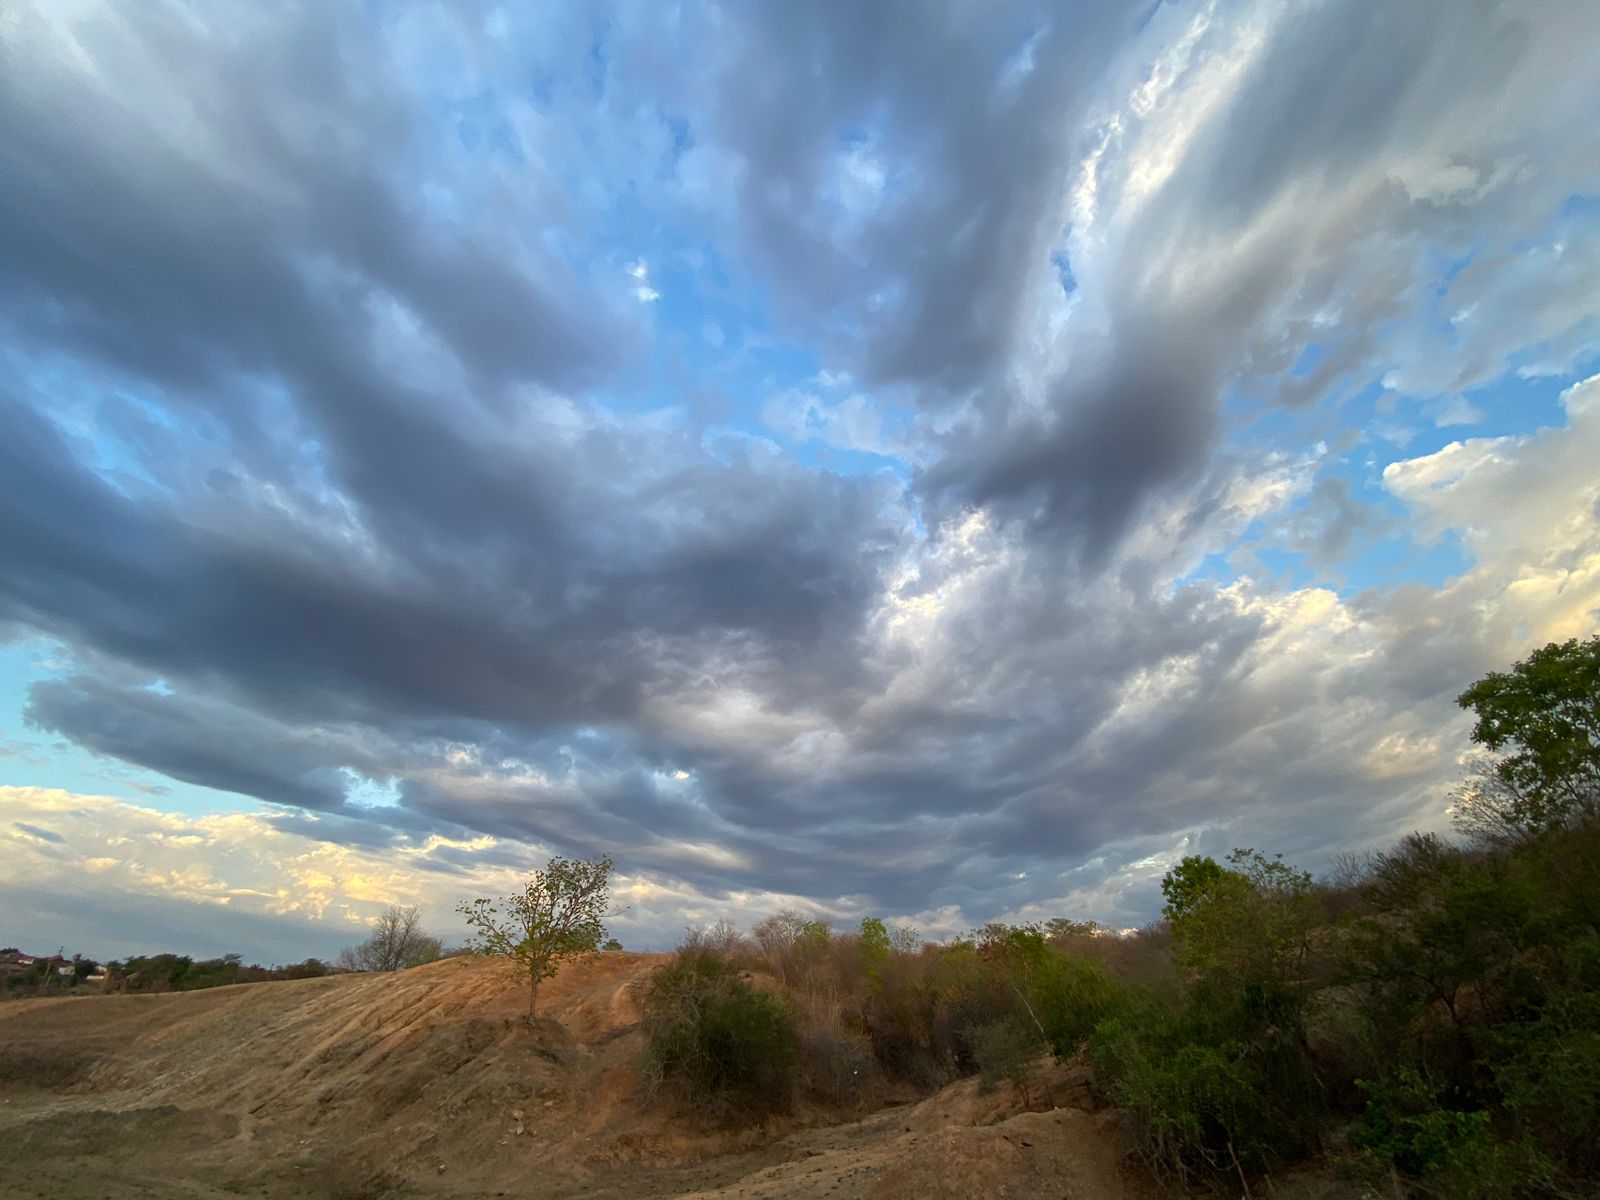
[0,954,1147,1199]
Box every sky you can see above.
[3,0,1599,964]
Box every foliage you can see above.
[1029,951,1128,1057]
[1169,849,1318,998]
[1457,634,1600,838]
[1335,820,1600,1198]
[337,905,442,972]
[628,642,1600,1195]
[78,952,331,994]
[1351,1070,1511,1198]
[641,947,799,1120]
[971,1014,1043,1095]
[1159,854,1231,921]
[457,855,613,1019]
[1092,1007,1285,1186]
[1044,917,1106,940]
[858,916,891,986]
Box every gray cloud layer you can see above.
[2,0,1598,943]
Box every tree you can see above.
[1457,635,1600,837]
[859,917,891,986]
[1162,849,1317,997]
[458,855,613,1020]
[888,924,921,954]
[1045,917,1106,940]
[338,905,442,972]
[752,908,810,983]
[1159,854,1230,922]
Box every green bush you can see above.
[1090,999,1300,1186]
[1030,952,1130,1057]
[642,948,800,1121]
[1352,1070,1520,1199]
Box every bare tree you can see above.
[458,855,613,1020]
[681,918,748,957]
[338,905,442,972]
[888,924,922,955]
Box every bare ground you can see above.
[0,954,1158,1199]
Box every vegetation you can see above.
[635,638,1600,1199]
[641,946,800,1119]
[337,904,443,972]
[6,639,1594,1193]
[458,854,614,1019]
[1076,637,1600,1195]
[107,953,335,992]
[2,949,342,998]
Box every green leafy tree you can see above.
[1457,635,1600,838]
[1159,855,1231,922]
[859,917,891,986]
[458,855,613,1020]
[1165,849,1317,994]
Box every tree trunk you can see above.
[527,972,540,1020]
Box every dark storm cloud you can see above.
[27,676,354,812]
[660,0,1145,393]
[2,0,1597,941]
[0,3,613,400]
[682,0,1597,555]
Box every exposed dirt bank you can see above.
[0,954,1154,1198]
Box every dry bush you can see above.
[798,1022,882,1109]
[1066,925,1178,991]
[680,919,757,963]
[972,1015,1044,1096]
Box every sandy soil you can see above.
[0,954,1154,1199]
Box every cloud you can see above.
[12,820,65,844]
[0,0,1597,956]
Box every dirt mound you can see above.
[0,955,1146,1199]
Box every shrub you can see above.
[1030,952,1130,1057]
[859,957,946,1088]
[642,948,800,1121]
[926,940,1023,1074]
[971,1015,1043,1095]
[798,1023,880,1108]
[681,919,753,960]
[1352,1070,1516,1199]
[1091,1005,1283,1186]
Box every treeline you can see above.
[641,636,1600,1199]
[4,904,455,999]
[106,953,337,993]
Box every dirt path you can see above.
[0,955,1146,1199]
